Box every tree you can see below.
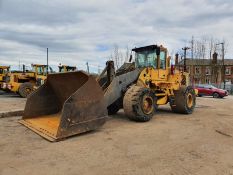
[125,45,130,63]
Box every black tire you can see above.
[213,92,220,98]
[170,86,196,114]
[198,94,202,97]
[18,82,34,98]
[123,85,157,122]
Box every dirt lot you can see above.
[0,91,26,113]
[0,96,233,175]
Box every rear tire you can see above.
[213,92,219,98]
[18,82,34,98]
[170,86,196,114]
[123,85,157,122]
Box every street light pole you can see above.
[182,47,190,72]
[47,48,49,75]
[216,42,225,89]
[86,62,90,74]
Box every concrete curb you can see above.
[0,110,24,118]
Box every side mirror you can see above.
[129,54,133,62]
[156,47,160,56]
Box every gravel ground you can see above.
[0,96,233,175]
[0,92,26,112]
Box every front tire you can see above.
[170,86,196,114]
[18,82,34,98]
[123,85,157,122]
[213,92,220,98]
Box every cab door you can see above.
[158,51,168,80]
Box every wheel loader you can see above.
[2,64,76,97]
[0,66,10,89]
[2,64,52,97]
[58,65,77,72]
[19,45,196,141]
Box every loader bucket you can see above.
[19,71,107,141]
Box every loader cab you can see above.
[0,66,10,78]
[133,45,168,70]
[58,65,77,73]
[0,66,10,88]
[32,64,54,76]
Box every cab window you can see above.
[136,51,157,68]
[160,51,166,69]
[37,67,44,75]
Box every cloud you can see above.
[0,0,232,72]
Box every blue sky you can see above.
[0,0,232,72]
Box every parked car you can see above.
[195,84,228,98]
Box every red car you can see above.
[195,84,228,98]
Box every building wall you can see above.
[187,65,233,85]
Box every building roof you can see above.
[178,58,233,66]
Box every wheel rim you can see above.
[25,88,32,93]
[187,93,193,108]
[213,93,218,98]
[141,95,154,114]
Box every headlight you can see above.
[7,84,12,89]
[2,83,6,88]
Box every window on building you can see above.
[186,66,190,73]
[195,66,201,74]
[225,67,231,75]
[194,78,201,84]
[205,67,211,75]
[205,77,210,84]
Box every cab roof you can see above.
[0,66,10,69]
[132,45,167,52]
[132,45,159,52]
[132,45,166,52]
[31,64,48,67]
[58,65,76,68]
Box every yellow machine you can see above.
[0,66,10,89]
[20,45,196,141]
[2,64,50,97]
[58,65,77,72]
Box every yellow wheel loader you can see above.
[0,66,10,89]
[58,65,77,72]
[2,64,51,97]
[3,64,77,97]
[20,45,196,141]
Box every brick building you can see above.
[176,54,233,86]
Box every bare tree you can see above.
[114,44,119,69]
[108,44,128,69]
[190,35,226,60]
[125,45,130,62]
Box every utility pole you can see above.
[19,60,21,71]
[47,48,49,75]
[98,65,101,74]
[182,47,190,72]
[216,42,225,89]
[86,62,90,74]
[191,36,194,59]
